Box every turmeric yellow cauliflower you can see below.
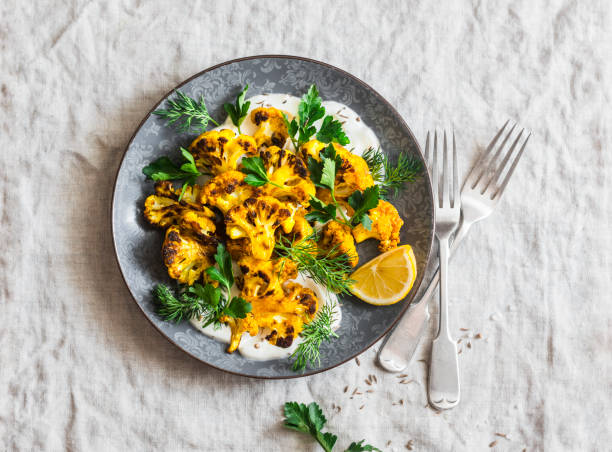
[300,140,374,197]
[144,181,217,240]
[318,220,359,267]
[251,107,290,148]
[198,170,260,214]
[161,225,216,285]
[259,146,315,206]
[237,256,298,300]
[225,196,293,260]
[189,129,257,174]
[352,200,404,252]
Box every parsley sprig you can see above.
[306,145,380,229]
[224,84,251,134]
[153,90,219,133]
[154,243,251,326]
[142,147,207,201]
[283,401,381,452]
[363,146,423,198]
[240,156,284,188]
[284,85,350,150]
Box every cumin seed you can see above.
[495,433,508,439]
[475,333,483,339]
[352,388,358,395]
[405,439,414,450]
[460,328,469,331]
[398,374,409,378]
[359,405,365,410]
[467,342,472,349]
[489,440,497,447]
[355,357,360,366]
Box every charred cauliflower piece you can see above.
[198,170,260,214]
[225,196,292,260]
[237,256,298,300]
[144,182,216,239]
[161,226,216,285]
[318,220,359,267]
[300,140,374,198]
[259,146,315,206]
[251,107,290,148]
[285,208,314,243]
[352,199,404,252]
[189,129,257,174]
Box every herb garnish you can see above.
[153,90,219,133]
[142,147,207,201]
[240,156,284,188]
[223,84,251,134]
[154,243,251,326]
[291,302,339,372]
[283,401,381,452]
[306,145,380,229]
[363,146,423,198]
[284,85,350,150]
[275,235,355,294]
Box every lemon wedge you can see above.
[349,245,417,306]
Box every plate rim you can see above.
[110,54,434,379]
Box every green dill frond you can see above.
[153,90,219,133]
[291,302,339,371]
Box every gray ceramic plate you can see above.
[112,55,434,378]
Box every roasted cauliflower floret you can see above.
[251,107,290,148]
[259,146,315,206]
[144,181,216,239]
[352,200,404,252]
[225,196,292,260]
[237,256,298,300]
[153,180,202,208]
[285,209,314,243]
[198,170,260,214]
[189,129,257,174]
[161,226,216,285]
[318,220,359,267]
[223,314,259,353]
[300,140,374,197]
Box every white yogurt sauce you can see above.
[190,93,381,361]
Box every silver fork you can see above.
[428,130,462,410]
[378,121,531,373]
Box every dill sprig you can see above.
[153,90,219,133]
[291,302,339,371]
[363,146,423,198]
[154,284,214,324]
[274,235,355,294]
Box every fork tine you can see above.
[432,131,439,205]
[474,123,517,188]
[452,131,458,207]
[464,120,510,188]
[493,133,531,199]
[443,131,450,207]
[482,128,524,193]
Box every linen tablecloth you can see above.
[1,1,611,450]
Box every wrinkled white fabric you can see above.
[1,1,611,451]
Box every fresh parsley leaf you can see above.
[142,147,205,202]
[348,185,380,229]
[223,296,252,319]
[345,440,382,452]
[205,243,234,291]
[285,84,327,150]
[142,156,191,181]
[223,84,251,133]
[240,156,272,187]
[153,90,219,133]
[317,115,350,145]
[305,197,337,224]
[283,402,338,452]
[308,144,342,191]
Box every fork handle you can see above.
[377,220,472,372]
[428,236,460,410]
